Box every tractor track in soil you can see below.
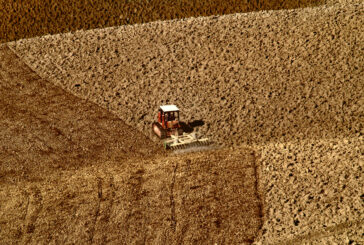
[88,177,102,244]
[21,186,43,244]
[169,162,178,232]
[89,174,116,244]
[122,167,148,242]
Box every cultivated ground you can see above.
[1,0,328,43]
[1,148,262,244]
[0,45,162,173]
[8,2,363,147]
[256,137,363,244]
[1,0,363,244]
[0,45,262,244]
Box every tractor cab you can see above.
[158,105,180,129]
[153,105,183,138]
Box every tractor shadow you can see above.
[180,120,205,133]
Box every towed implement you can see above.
[163,132,210,150]
[152,105,211,150]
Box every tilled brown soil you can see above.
[0,44,162,180]
[9,2,363,147]
[255,137,363,244]
[0,0,328,43]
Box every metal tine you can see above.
[169,139,213,151]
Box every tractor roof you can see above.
[160,105,179,112]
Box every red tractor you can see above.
[152,105,183,139]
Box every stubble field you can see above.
[1,0,363,244]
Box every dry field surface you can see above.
[0,45,162,173]
[0,0,328,43]
[0,45,262,243]
[9,2,363,146]
[1,0,363,244]
[256,137,363,244]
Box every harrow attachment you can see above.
[163,132,211,150]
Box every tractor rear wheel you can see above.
[152,122,167,139]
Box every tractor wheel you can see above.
[152,122,167,139]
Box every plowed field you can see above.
[9,2,363,146]
[1,0,363,244]
[0,45,263,244]
[0,0,328,43]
